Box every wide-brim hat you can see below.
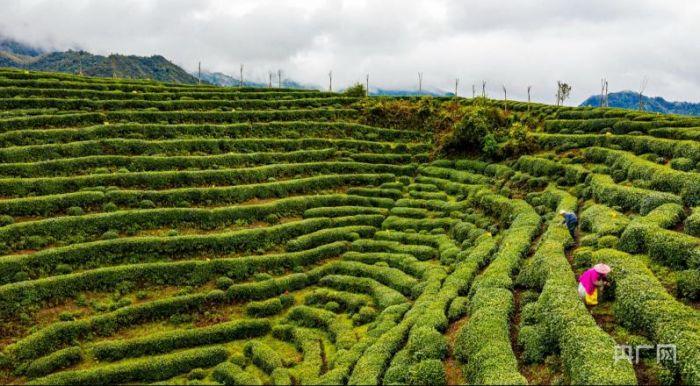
[594,263,611,275]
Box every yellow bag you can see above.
[585,288,598,306]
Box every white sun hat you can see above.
[593,263,611,275]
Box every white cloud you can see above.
[1,0,699,104]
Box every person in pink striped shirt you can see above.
[578,263,611,306]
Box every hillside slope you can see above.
[0,69,697,386]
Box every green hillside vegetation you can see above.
[0,68,697,385]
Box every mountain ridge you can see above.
[580,90,700,116]
[0,37,200,84]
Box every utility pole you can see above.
[418,72,423,94]
[278,69,283,88]
[239,64,244,87]
[527,85,532,112]
[198,61,201,85]
[328,71,333,92]
[454,78,459,97]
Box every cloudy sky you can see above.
[1,0,699,104]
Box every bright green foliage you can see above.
[25,347,82,378]
[686,208,700,237]
[580,204,630,236]
[676,269,700,300]
[406,326,448,361]
[619,203,699,268]
[244,341,283,374]
[3,69,700,386]
[89,319,269,361]
[30,347,228,385]
[598,249,700,385]
[212,362,261,386]
[407,359,447,385]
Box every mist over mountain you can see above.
[0,37,199,84]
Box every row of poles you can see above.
[195,62,649,111]
[196,62,533,102]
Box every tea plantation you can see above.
[0,68,698,385]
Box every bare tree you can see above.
[472,84,476,98]
[418,72,423,94]
[269,72,273,88]
[197,61,201,85]
[278,69,283,88]
[78,51,83,76]
[555,81,572,106]
[481,80,486,98]
[239,64,244,87]
[638,76,648,111]
[603,79,608,107]
[366,74,370,97]
[600,78,606,107]
[328,71,333,92]
[502,85,508,111]
[527,85,532,112]
[454,78,459,97]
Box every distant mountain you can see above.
[196,71,266,87]
[196,70,315,90]
[0,38,44,57]
[0,37,200,84]
[580,91,700,116]
[371,88,447,97]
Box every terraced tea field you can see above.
[0,68,698,385]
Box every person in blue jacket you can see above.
[559,210,578,239]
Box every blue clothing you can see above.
[562,212,578,227]
[562,212,578,238]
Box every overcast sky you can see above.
[1,0,699,104]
